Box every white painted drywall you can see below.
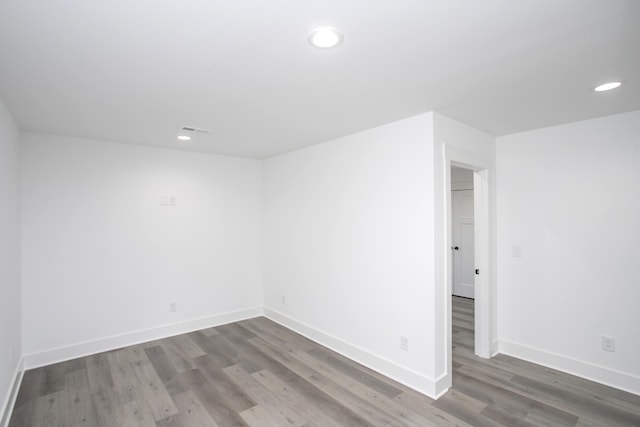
[432,112,496,392]
[263,113,438,394]
[496,110,640,393]
[0,98,21,422]
[21,133,263,358]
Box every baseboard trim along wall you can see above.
[1,358,24,427]
[433,373,451,399]
[23,307,263,370]
[499,340,640,396]
[264,307,440,398]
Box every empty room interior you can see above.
[1,1,639,426]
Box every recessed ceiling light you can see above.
[308,27,344,49]
[594,81,622,92]
[177,135,191,141]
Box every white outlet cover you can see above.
[400,336,409,351]
[601,336,615,352]
[512,245,522,257]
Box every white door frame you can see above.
[471,168,490,357]
[441,143,494,391]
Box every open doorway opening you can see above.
[437,141,493,396]
[450,166,476,364]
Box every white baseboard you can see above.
[1,357,24,427]
[23,307,263,370]
[433,372,451,399]
[498,340,640,396]
[263,307,439,399]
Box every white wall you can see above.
[21,133,263,365]
[0,98,21,424]
[497,110,640,394]
[263,113,439,395]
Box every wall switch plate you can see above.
[400,336,409,351]
[602,336,615,352]
[512,245,522,257]
[9,345,13,364]
[170,302,177,312]
[281,296,285,305]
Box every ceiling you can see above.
[0,0,638,158]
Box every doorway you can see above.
[451,166,476,378]
[437,141,493,396]
[451,166,475,299]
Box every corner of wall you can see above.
[0,97,22,427]
[0,357,24,427]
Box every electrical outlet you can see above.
[400,336,409,351]
[170,302,177,312]
[512,245,522,257]
[602,336,615,352]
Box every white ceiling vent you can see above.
[181,126,210,134]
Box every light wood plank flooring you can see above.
[9,298,640,426]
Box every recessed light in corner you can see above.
[594,81,622,92]
[177,135,191,141]
[308,27,344,49]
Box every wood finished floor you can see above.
[9,298,640,426]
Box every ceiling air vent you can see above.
[181,126,210,134]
